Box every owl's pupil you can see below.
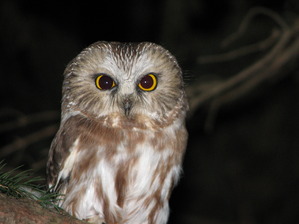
[101,76,113,89]
[140,75,153,89]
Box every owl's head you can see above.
[62,41,187,128]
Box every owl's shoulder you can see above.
[46,113,122,171]
[46,114,82,188]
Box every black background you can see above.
[1,0,299,223]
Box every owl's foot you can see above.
[84,216,106,224]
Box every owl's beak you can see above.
[122,96,133,117]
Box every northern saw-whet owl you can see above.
[47,41,188,224]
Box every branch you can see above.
[0,111,59,133]
[0,163,85,223]
[188,7,299,121]
[197,29,280,64]
[0,193,86,224]
[221,7,289,47]
[0,124,58,158]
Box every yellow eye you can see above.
[138,73,157,91]
[95,74,116,90]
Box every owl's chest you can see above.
[90,128,178,181]
[86,128,180,209]
[58,119,186,221]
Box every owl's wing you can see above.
[46,117,80,192]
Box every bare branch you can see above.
[197,29,280,64]
[0,111,59,133]
[222,7,289,48]
[0,108,24,117]
[188,8,299,118]
[0,124,58,158]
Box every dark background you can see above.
[1,0,299,223]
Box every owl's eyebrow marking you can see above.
[92,73,108,79]
[92,73,118,82]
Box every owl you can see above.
[46,41,188,224]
